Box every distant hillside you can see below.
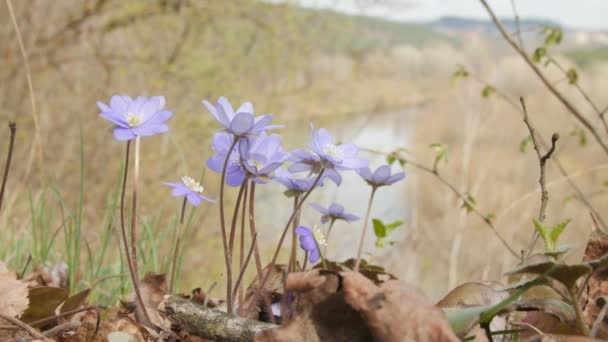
[291,8,459,54]
[430,16,562,34]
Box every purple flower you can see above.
[357,165,406,188]
[273,168,324,195]
[206,132,246,187]
[98,95,173,141]
[295,226,326,263]
[289,124,368,185]
[238,133,290,183]
[206,132,290,186]
[202,96,282,136]
[309,202,360,224]
[163,176,215,206]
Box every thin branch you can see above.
[467,73,608,231]
[0,122,16,215]
[0,313,51,341]
[361,147,520,259]
[520,97,559,257]
[479,0,608,156]
[509,0,524,49]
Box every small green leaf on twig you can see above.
[373,218,404,248]
[481,85,495,98]
[520,135,532,153]
[543,27,563,47]
[451,64,469,86]
[430,143,448,165]
[533,47,547,63]
[461,192,476,214]
[566,68,578,84]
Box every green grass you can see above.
[565,46,608,67]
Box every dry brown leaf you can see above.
[23,263,69,289]
[134,272,170,330]
[580,220,608,338]
[0,262,29,318]
[241,264,287,322]
[63,308,145,342]
[256,270,459,342]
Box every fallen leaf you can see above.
[21,286,68,325]
[0,262,29,318]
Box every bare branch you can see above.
[479,0,608,156]
[361,147,520,259]
[164,296,276,342]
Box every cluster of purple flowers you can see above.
[98,94,406,264]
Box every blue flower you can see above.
[273,168,323,194]
[163,176,215,206]
[238,133,290,183]
[289,124,368,186]
[202,96,282,136]
[309,202,360,224]
[98,95,173,141]
[206,132,290,186]
[295,225,326,263]
[357,165,406,188]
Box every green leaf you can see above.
[549,219,571,245]
[481,85,495,98]
[386,153,396,166]
[479,276,546,324]
[430,143,448,164]
[519,135,532,153]
[543,244,575,259]
[543,27,563,47]
[385,220,403,233]
[451,64,469,86]
[485,213,496,223]
[461,192,476,214]
[566,68,578,84]
[372,219,386,238]
[533,219,552,252]
[533,47,547,63]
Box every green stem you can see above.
[354,187,377,272]
[169,197,188,293]
[323,219,336,257]
[569,285,590,336]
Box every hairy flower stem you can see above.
[354,187,377,272]
[219,137,239,314]
[288,195,301,273]
[129,136,152,325]
[246,170,325,315]
[238,182,249,315]
[247,182,275,323]
[169,197,188,293]
[229,181,248,261]
[0,122,16,215]
[323,219,336,257]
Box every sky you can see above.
[294,0,608,30]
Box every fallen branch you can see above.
[163,296,276,342]
[0,313,51,341]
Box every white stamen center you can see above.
[313,226,327,246]
[182,176,204,193]
[251,160,264,171]
[126,112,144,127]
[322,144,343,159]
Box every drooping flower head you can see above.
[163,176,215,206]
[295,225,326,263]
[290,124,368,185]
[309,202,360,224]
[357,165,406,188]
[98,95,173,141]
[202,96,282,136]
[273,168,324,196]
[206,132,289,186]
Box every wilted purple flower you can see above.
[273,168,324,195]
[206,132,246,187]
[163,176,215,206]
[239,133,290,183]
[309,202,360,224]
[295,226,326,263]
[357,165,406,188]
[202,96,282,136]
[98,95,173,141]
[289,125,368,185]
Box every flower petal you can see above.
[387,172,406,184]
[323,169,342,186]
[113,128,136,141]
[342,213,360,222]
[171,185,191,196]
[309,248,320,263]
[373,165,392,183]
[226,168,246,187]
[328,203,344,215]
[237,101,254,115]
[186,192,202,206]
[229,113,254,135]
[218,96,236,120]
[203,99,230,128]
[357,167,373,181]
[309,203,328,215]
